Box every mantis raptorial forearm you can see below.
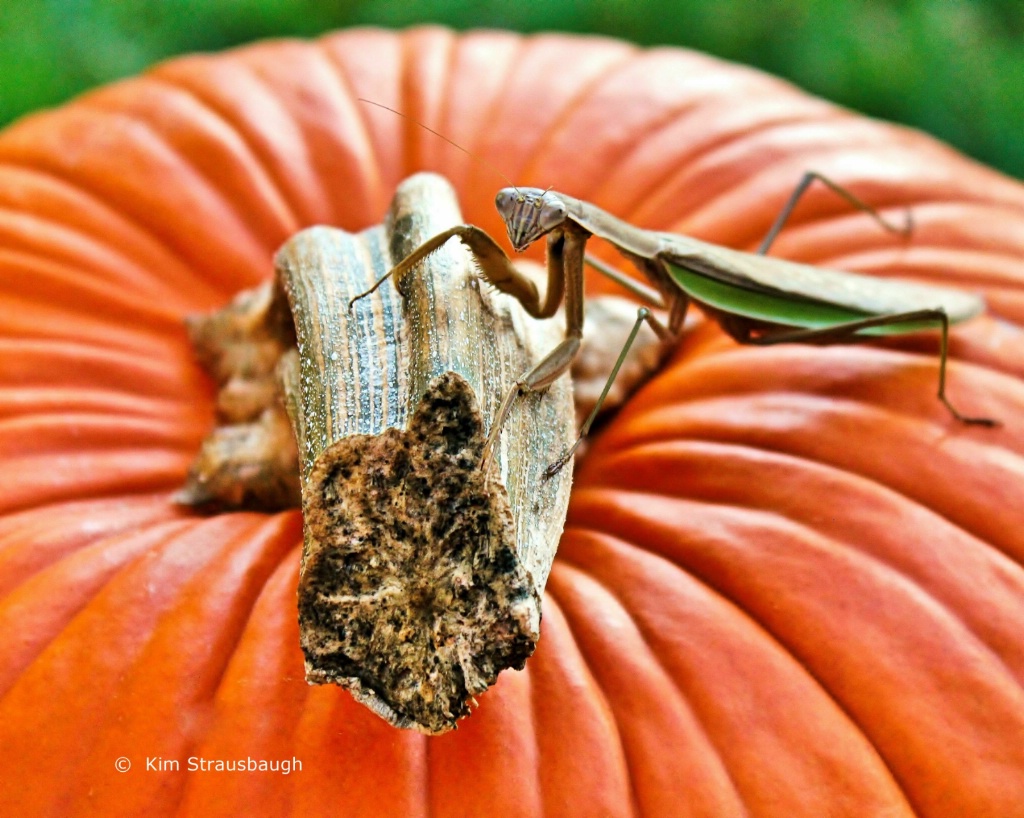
[352,219,673,472]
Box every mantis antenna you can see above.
[357,99,519,192]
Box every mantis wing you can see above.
[661,234,984,331]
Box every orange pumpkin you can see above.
[2,26,1023,817]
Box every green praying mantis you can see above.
[353,108,997,477]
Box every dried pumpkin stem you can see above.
[274,173,574,734]
[176,280,300,510]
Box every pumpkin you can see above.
[1,25,1023,817]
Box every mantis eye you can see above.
[538,197,568,231]
[494,188,520,218]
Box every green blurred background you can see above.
[1,0,1020,178]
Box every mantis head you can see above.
[495,188,568,251]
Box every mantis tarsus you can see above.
[353,169,997,476]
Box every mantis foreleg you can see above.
[480,225,590,471]
[349,224,565,318]
[349,222,592,473]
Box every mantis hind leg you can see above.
[757,171,913,255]
[726,309,997,427]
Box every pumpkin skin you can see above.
[1,25,1024,818]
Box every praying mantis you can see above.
[352,114,997,476]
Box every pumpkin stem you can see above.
[181,174,574,733]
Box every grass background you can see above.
[1,0,1020,178]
